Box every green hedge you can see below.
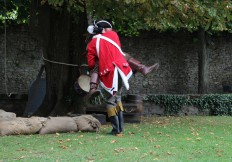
[143,94,232,116]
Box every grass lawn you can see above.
[1,116,232,162]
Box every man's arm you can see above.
[87,41,97,70]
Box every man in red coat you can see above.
[87,20,133,135]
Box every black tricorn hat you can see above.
[94,20,113,28]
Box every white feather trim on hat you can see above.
[87,25,95,34]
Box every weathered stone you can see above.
[179,106,199,116]
[0,27,232,95]
[143,103,165,116]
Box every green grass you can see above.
[1,116,232,162]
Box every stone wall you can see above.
[0,27,231,96]
[0,26,43,95]
[120,31,232,94]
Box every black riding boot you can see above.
[118,111,124,133]
[109,115,120,134]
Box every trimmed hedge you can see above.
[143,94,232,116]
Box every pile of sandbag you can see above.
[0,117,46,136]
[0,109,101,136]
[39,115,101,134]
[0,109,16,121]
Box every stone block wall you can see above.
[0,27,231,95]
[0,26,43,95]
[120,31,232,94]
[208,35,232,93]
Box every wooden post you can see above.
[198,28,209,94]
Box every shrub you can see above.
[143,94,232,116]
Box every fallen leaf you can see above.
[166,152,172,155]
[189,127,195,131]
[191,132,199,136]
[216,150,224,153]
[59,145,68,149]
[66,139,71,142]
[157,132,162,135]
[78,135,84,138]
[141,153,148,158]
[155,145,161,148]
[217,153,222,157]
[114,148,125,153]
[131,147,139,150]
[16,148,26,151]
[110,140,116,143]
[196,151,202,154]
[58,139,64,143]
[86,157,95,162]
[128,132,135,135]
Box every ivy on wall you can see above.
[143,94,232,116]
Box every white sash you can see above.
[93,35,125,57]
[93,34,132,94]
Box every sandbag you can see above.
[72,115,101,132]
[31,116,48,124]
[0,109,16,121]
[39,117,77,134]
[0,117,43,136]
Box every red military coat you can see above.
[87,31,132,95]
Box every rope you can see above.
[42,55,88,67]
[3,0,12,97]
[3,0,87,97]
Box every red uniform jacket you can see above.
[87,31,132,95]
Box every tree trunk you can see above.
[198,28,209,94]
[30,1,88,116]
